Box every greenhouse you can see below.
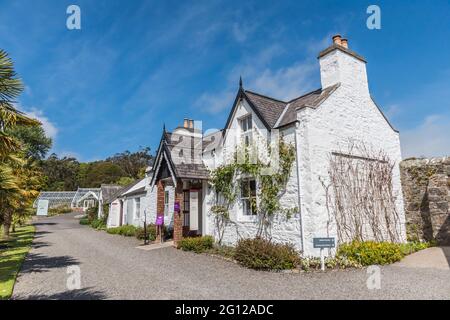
[33,191,77,209]
[33,187,101,210]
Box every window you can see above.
[239,115,252,147]
[164,191,170,216]
[241,179,256,215]
[134,198,141,219]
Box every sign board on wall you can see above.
[36,200,49,216]
[189,190,199,231]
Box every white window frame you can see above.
[134,197,141,219]
[238,178,257,222]
[239,115,253,148]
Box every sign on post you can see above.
[313,237,335,249]
[313,237,335,271]
[155,215,164,226]
[36,200,49,216]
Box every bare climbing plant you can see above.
[323,141,402,243]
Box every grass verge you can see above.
[0,225,35,300]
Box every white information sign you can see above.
[37,199,49,216]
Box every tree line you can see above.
[0,49,153,238]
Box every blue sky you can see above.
[1,0,449,161]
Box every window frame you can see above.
[239,115,253,148]
[134,197,141,219]
[239,178,257,220]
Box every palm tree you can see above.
[0,49,40,237]
[0,49,38,155]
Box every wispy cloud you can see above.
[24,107,58,139]
[401,114,450,158]
[195,36,324,114]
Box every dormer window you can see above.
[239,115,252,147]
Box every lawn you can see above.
[0,225,35,300]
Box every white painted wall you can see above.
[203,100,304,250]
[202,44,405,257]
[296,47,406,256]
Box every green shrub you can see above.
[399,241,434,256]
[90,218,106,230]
[79,218,89,225]
[234,237,299,270]
[106,225,137,237]
[337,241,404,266]
[48,206,72,216]
[135,224,157,241]
[179,236,214,253]
[86,206,98,223]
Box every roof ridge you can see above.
[244,90,288,104]
[287,88,322,103]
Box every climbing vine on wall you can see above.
[209,139,297,243]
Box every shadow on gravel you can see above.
[20,252,79,274]
[14,287,108,300]
[33,222,57,226]
[34,231,51,237]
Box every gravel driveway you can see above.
[12,213,450,299]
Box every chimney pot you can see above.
[183,118,189,128]
[341,38,348,48]
[189,119,194,129]
[332,34,342,46]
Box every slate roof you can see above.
[234,84,340,130]
[100,184,123,203]
[159,130,210,180]
[105,180,141,204]
[276,84,340,128]
[244,91,287,128]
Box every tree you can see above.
[115,176,134,186]
[0,49,40,238]
[82,161,125,187]
[41,154,80,191]
[106,147,153,179]
[0,49,38,155]
[7,124,52,161]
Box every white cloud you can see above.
[24,107,58,139]
[195,90,236,115]
[195,39,322,114]
[248,62,317,100]
[385,104,401,119]
[401,114,450,158]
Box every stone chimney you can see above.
[183,118,189,128]
[318,35,369,96]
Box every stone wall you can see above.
[400,157,450,244]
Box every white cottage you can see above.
[106,172,158,228]
[150,35,406,256]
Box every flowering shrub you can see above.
[234,237,299,270]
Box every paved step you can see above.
[394,247,450,270]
